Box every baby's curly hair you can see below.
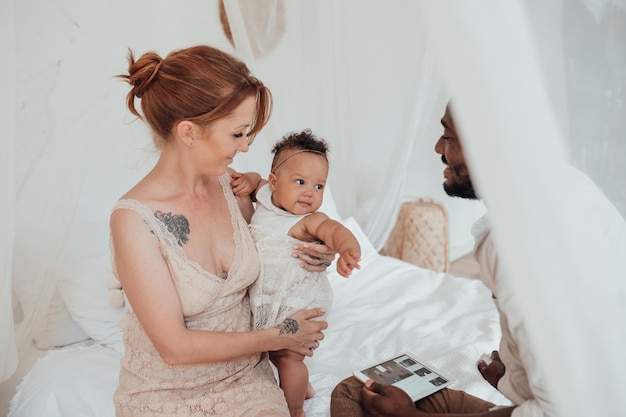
[270,129,329,172]
[272,129,329,155]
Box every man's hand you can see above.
[361,380,419,417]
[477,350,506,389]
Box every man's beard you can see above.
[443,164,478,200]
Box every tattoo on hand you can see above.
[154,211,190,246]
[277,318,299,335]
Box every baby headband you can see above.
[271,149,328,173]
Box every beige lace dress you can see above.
[111,174,289,417]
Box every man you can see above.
[329,104,552,417]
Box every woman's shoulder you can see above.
[110,177,163,224]
[118,174,160,201]
[110,199,154,235]
[114,172,178,213]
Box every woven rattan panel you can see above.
[381,198,450,272]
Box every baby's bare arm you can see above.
[228,169,266,200]
[299,214,361,277]
[336,248,361,277]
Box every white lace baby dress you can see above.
[249,184,333,330]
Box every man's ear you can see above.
[175,120,196,147]
[268,173,277,191]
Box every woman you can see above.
[110,45,332,417]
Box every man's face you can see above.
[434,105,477,200]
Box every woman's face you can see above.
[268,151,329,215]
[196,96,257,176]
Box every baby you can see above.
[248,129,361,417]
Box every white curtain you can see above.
[1,0,18,383]
[3,0,478,386]
[420,1,626,416]
[3,0,243,387]
[223,0,459,249]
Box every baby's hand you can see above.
[336,249,361,278]
[230,171,261,197]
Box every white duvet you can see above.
[9,218,510,417]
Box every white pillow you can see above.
[34,220,116,349]
[56,255,124,348]
[325,216,379,287]
[341,217,377,261]
[34,290,90,349]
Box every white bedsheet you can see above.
[9,220,510,417]
[306,253,510,416]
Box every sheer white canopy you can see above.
[2,1,625,416]
[1,0,18,384]
[419,3,626,417]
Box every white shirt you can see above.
[472,215,554,417]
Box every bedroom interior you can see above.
[1,1,625,416]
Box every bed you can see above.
[8,216,510,417]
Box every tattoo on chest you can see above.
[154,211,190,246]
[277,318,299,335]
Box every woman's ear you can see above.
[175,120,197,147]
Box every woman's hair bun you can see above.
[126,51,164,98]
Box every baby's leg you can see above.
[270,349,309,417]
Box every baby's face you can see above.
[269,151,329,215]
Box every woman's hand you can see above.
[292,242,337,272]
[275,308,327,356]
[361,380,420,417]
